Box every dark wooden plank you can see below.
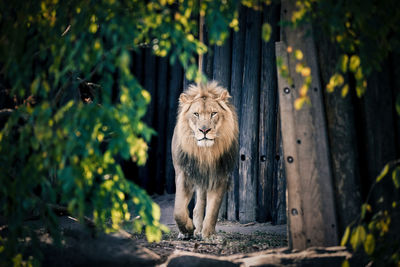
[355,67,397,207]
[203,26,214,79]
[277,0,338,248]
[213,39,232,88]
[238,7,262,223]
[391,52,400,157]
[257,3,280,222]
[133,50,144,84]
[315,30,362,235]
[272,118,287,225]
[138,48,157,193]
[154,56,169,195]
[227,5,246,221]
[212,30,232,220]
[165,61,184,194]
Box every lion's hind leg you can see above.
[193,188,206,238]
[174,172,194,239]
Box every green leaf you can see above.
[339,54,349,73]
[396,94,400,116]
[377,164,389,182]
[295,50,303,60]
[392,167,400,189]
[341,84,349,98]
[262,23,272,42]
[349,55,360,72]
[341,226,351,246]
[145,225,162,243]
[350,225,366,251]
[361,204,367,219]
[341,259,350,267]
[364,234,375,255]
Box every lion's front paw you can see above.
[201,227,216,240]
[194,229,202,240]
[177,232,193,240]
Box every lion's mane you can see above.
[173,81,239,190]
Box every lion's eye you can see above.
[211,112,217,118]
[193,112,199,117]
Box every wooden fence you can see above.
[126,5,286,224]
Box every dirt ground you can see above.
[1,194,287,266]
[129,194,288,263]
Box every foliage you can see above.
[280,1,400,265]
[279,0,400,109]
[0,0,269,265]
[340,160,400,266]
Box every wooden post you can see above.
[276,0,338,248]
[272,125,287,225]
[139,48,157,192]
[165,61,183,194]
[257,4,280,222]
[315,31,362,235]
[227,5,246,221]
[154,57,169,194]
[213,36,232,220]
[239,7,261,223]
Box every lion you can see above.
[171,81,239,239]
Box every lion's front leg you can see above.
[174,171,194,239]
[201,184,226,239]
[193,188,206,238]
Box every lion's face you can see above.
[176,82,238,158]
[186,99,223,147]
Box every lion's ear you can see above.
[216,90,231,102]
[216,90,231,111]
[179,93,191,104]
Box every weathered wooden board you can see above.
[238,7,262,223]
[276,1,338,246]
[314,31,362,235]
[165,61,184,194]
[213,37,232,219]
[139,48,157,192]
[257,4,280,222]
[227,5,246,221]
[272,115,287,225]
[154,56,169,194]
[275,41,307,248]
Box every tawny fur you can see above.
[172,81,239,239]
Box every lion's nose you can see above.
[199,127,211,134]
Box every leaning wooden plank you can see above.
[275,41,307,249]
[239,7,262,223]
[277,0,338,248]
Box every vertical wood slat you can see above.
[239,7,262,223]
[213,34,232,220]
[276,0,338,247]
[139,48,157,192]
[257,4,280,222]
[272,119,287,225]
[165,61,184,194]
[315,32,362,235]
[154,57,169,194]
[227,5,246,221]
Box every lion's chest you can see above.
[177,147,236,190]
